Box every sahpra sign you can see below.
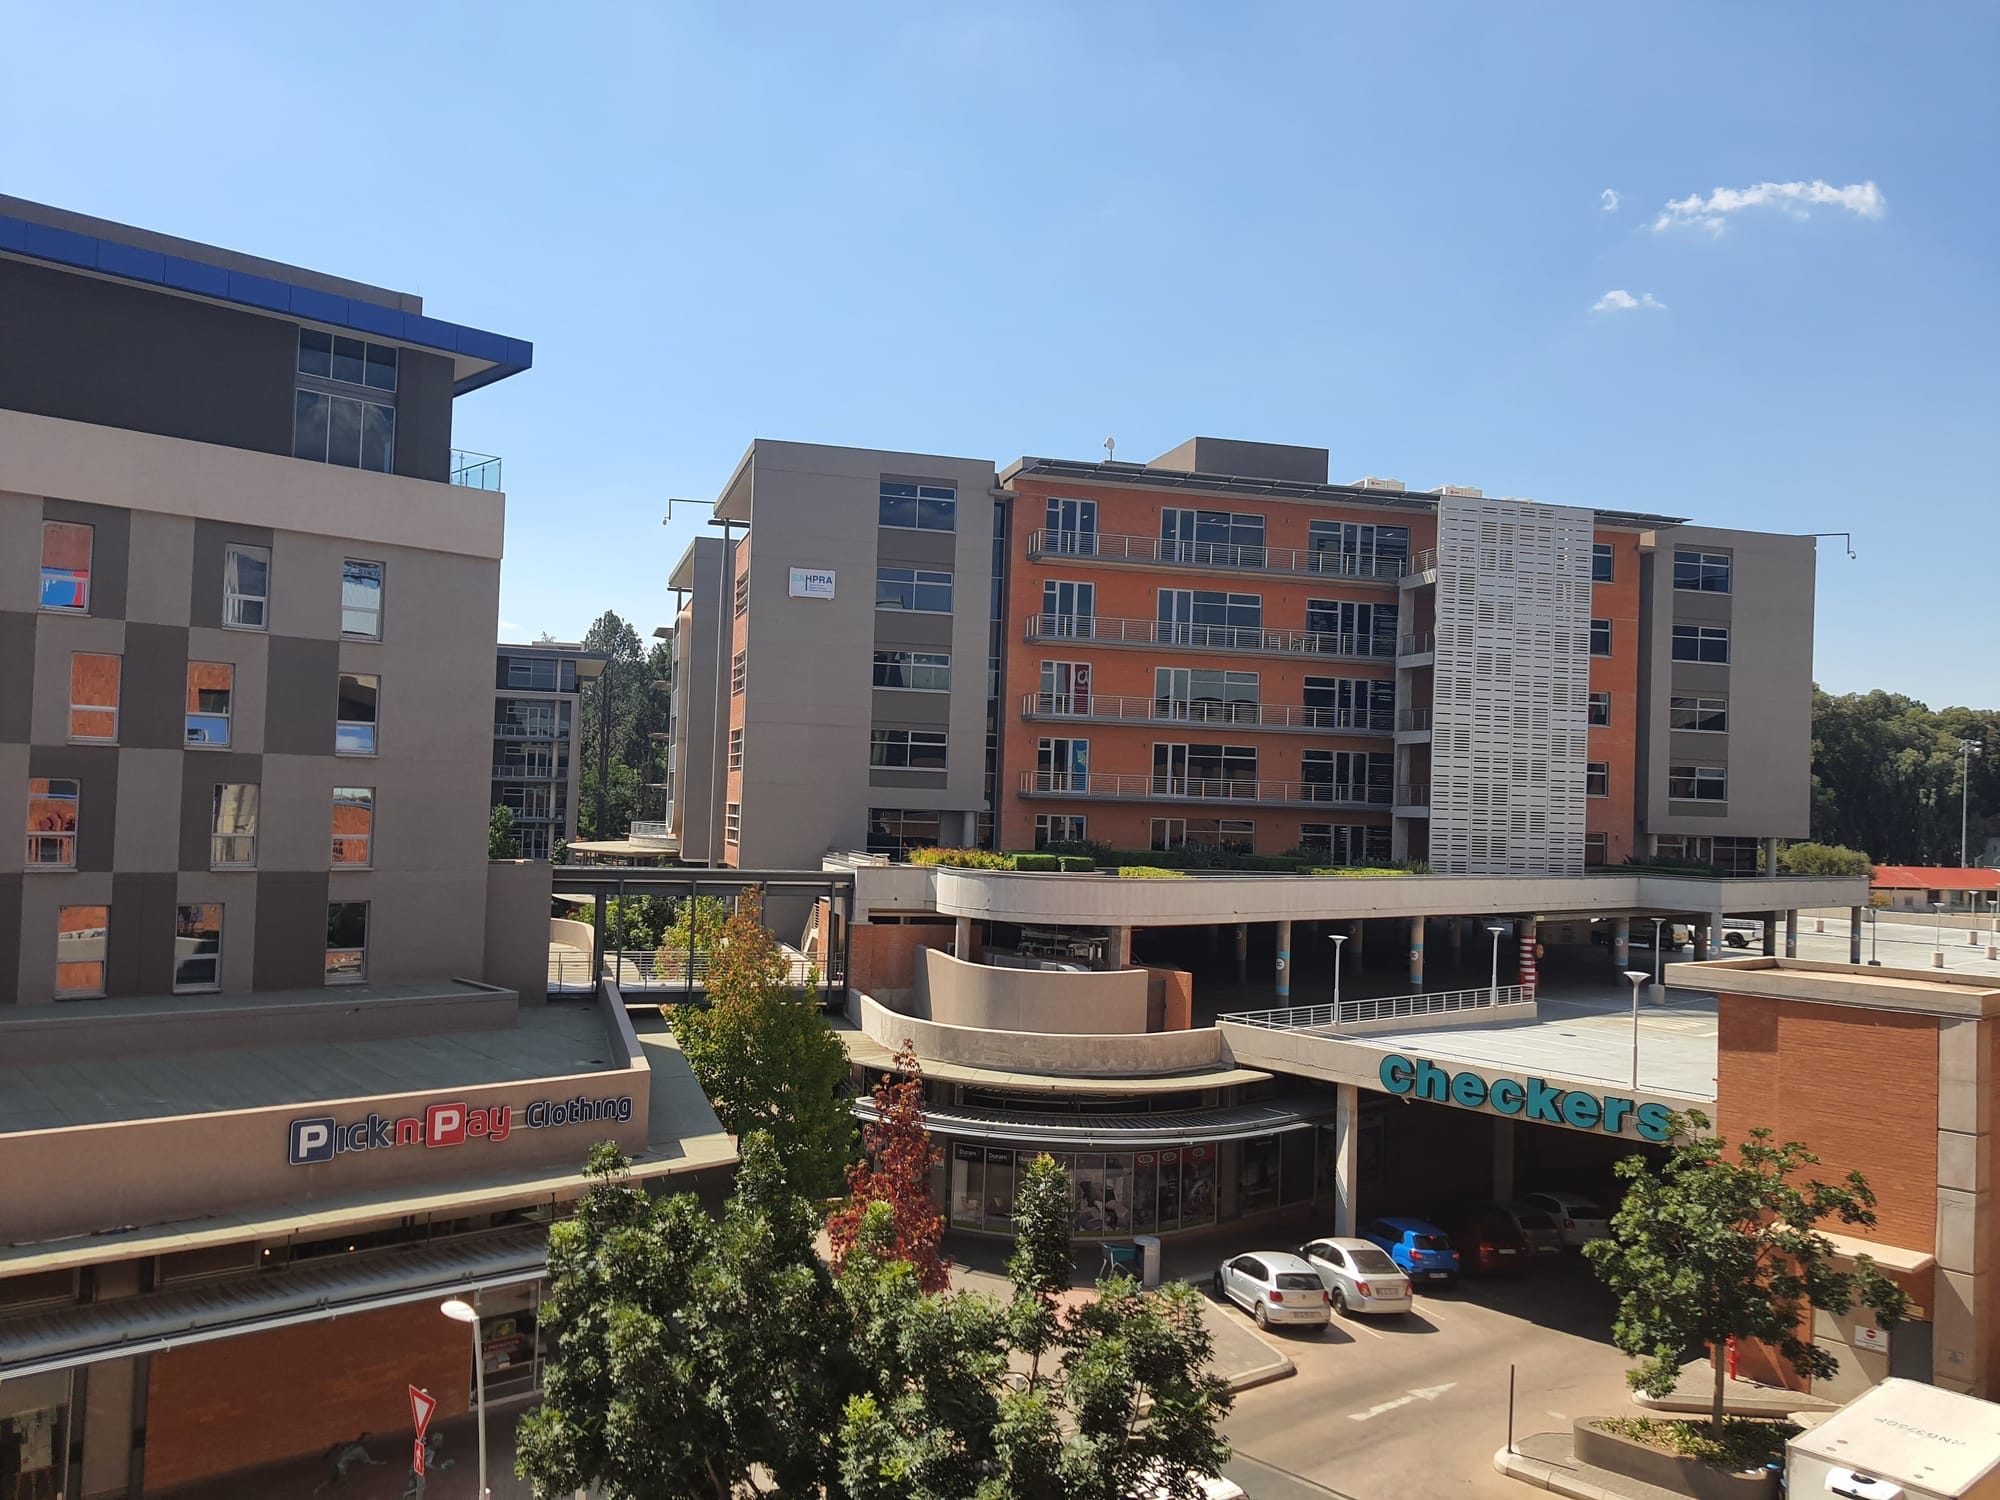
[287,1094,635,1166]
[1377,1054,1672,1143]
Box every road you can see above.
[1219,1257,1634,1500]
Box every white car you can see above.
[1297,1237,1414,1316]
[1522,1190,1611,1247]
[1214,1251,1332,1329]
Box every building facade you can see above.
[492,642,600,859]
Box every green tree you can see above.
[1777,841,1872,877]
[1585,1109,1907,1439]
[657,893,731,971]
[1810,687,1997,864]
[487,803,519,859]
[1005,1153,1073,1388]
[514,1133,848,1499]
[576,612,674,840]
[672,886,856,1197]
[827,1042,950,1291]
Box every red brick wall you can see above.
[1588,529,1642,863]
[145,1299,469,1491]
[1143,966,1194,1031]
[847,921,956,994]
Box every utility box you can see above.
[1788,1379,2000,1499]
[1134,1234,1162,1289]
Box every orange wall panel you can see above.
[1586,529,1643,864]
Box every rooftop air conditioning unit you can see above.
[1435,485,1484,498]
[1354,477,1406,492]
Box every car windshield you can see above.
[1517,1212,1555,1230]
[1412,1233,1452,1251]
[1275,1274,1321,1292]
[1348,1247,1399,1274]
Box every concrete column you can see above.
[1519,918,1540,1000]
[1762,912,1778,958]
[1334,1082,1359,1237]
[1275,918,1292,1000]
[1450,916,1463,962]
[1109,925,1132,970]
[1850,906,1864,965]
[1711,909,1726,958]
[1351,918,1365,969]
[1785,909,1799,959]
[1492,1118,1516,1202]
[954,916,973,959]
[1409,914,1426,989]
[1762,836,1780,876]
[1613,916,1631,967]
[1234,922,1248,983]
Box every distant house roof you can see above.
[1871,866,2000,891]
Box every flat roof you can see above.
[835,1022,1273,1095]
[0,194,531,394]
[1669,956,2000,1018]
[1790,1378,2000,1491]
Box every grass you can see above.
[1593,1415,1799,1472]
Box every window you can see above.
[870,728,948,771]
[1160,589,1263,636]
[1302,748,1391,802]
[731,650,747,695]
[1591,543,1615,582]
[725,802,742,846]
[879,480,957,532]
[186,663,234,746]
[336,674,379,754]
[341,560,383,639]
[295,331,396,472]
[210,784,259,868]
[1042,497,1097,553]
[1670,696,1729,732]
[734,570,749,617]
[1302,676,1394,730]
[873,650,951,691]
[876,566,954,613]
[1586,762,1609,798]
[1037,737,1090,792]
[868,808,942,858]
[1669,765,1728,801]
[1161,509,1266,564]
[326,901,369,983]
[1584,833,1608,867]
[223,544,271,630]
[1587,691,1611,727]
[1304,598,1396,653]
[1671,624,1731,663]
[1308,520,1409,578]
[728,727,744,771]
[26,779,79,868]
[1153,742,1258,794]
[1673,550,1732,594]
[55,905,108,998]
[1034,814,1087,850]
[69,653,120,743]
[504,657,566,692]
[173,904,222,993]
[1589,619,1612,656]
[1155,667,1260,722]
[40,521,92,611]
[1152,818,1254,852]
[1298,824,1391,864]
[332,787,374,867]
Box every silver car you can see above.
[1522,1190,1611,1247]
[1297,1236,1414,1315]
[1213,1251,1332,1329]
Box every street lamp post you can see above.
[1961,739,1984,869]
[1934,900,1947,969]
[1622,969,1651,1088]
[1487,923,1510,1008]
[1649,916,1665,989]
[1988,892,1998,963]
[440,1296,489,1500]
[1328,932,1349,1019]
[1868,906,1882,966]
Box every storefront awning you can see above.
[862,1096,1327,1150]
[0,1227,547,1381]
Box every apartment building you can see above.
[493,641,601,858]
[0,198,730,1497]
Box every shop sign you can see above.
[1377,1054,1671,1142]
[788,567,835,599]
[287,1093,635,1166]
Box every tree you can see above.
[658,893,731,964]
[1777,841,1872,877]
[1585,1109,1907,1439]
[576,612,674,840]
[828,1042,950,1291]
[672,886,856,1197]
[1005,1153,1074,1389]
[487,804,519,859]
[1810,687,1998,864]
[514,1133,848,1499]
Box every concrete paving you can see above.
[1494,1430,1692,1499]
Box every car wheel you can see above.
[1213,1272,1225,1300]
[1331,1288,1349,1316]
[1254,1299,1269,1329]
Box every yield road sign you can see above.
[409,1384,437,1439]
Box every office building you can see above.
[493,641,601,859]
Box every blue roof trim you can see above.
[0,211,531,392]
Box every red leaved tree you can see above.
[826,1041,950,1291]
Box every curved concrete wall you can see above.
[550,917,594,951]
[858,992,1223,1078]
[916,947,1146,1034]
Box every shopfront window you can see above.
[0,1370,71,1497]
[476,1285,547,1403]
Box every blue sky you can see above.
[7,3,1996,704]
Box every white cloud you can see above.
[1592,289,1666,313]
[1652,179,1885,234]
[1600,188,1620,213]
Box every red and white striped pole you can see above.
[1518,920,1539,1001]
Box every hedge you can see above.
[1117,865,1193,880]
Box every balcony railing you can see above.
[1397,631,1435,658]
[1021,693,1393,734]
[1020,772,1392,808]
[1026,529,1406,582]
[451,449,503,490]
[1224,984,1526,1031]
[549,948,820,994]
[1394,783,1430,807]
[628,821,677,845]
[492,763,559,780]
[1025,615,1396,662]
[493,722,565,739]
[1409,547,1438,576]
[1396,708,1432,732]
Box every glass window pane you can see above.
[332,787,374,865]
[342,560,383,637]
[337,674,378,724]
[328,396,363,467]
[56,904,108,998]
[40,521,92,611]
[293,388,330,462]
[298,327,333,377]
[361,403,394,473]
[331,336,367,385]
[364,342,398,391]
[174,903,222,991]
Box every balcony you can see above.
[1026,529,1405,585]
[1021,693,1393,736]
[1396,631,1435,666]
[1025,615,1396,663]
[492,763,559,780]
[1019,772,1392,810]
[1395,707,1432,744]
[1401,547,1439,589]
[493,722,565,739]
[450,449,503,491]
[1393,783,1430,816]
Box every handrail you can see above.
[1411,547,1438,575]
[1019,772,1391,807]
[1397,631,1435,657]
[1020,693,1393,733]
[1222,983,1528,1030]
[1026,529,1407,580]
[493,722,566,739]
[1396,708,1432,732]
[1395,783,1430,806]
[1026,615,1397,661]
[492,763,559,780]
[450,449,503,491]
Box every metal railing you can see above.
[627,821,676,843]
[1396,708,1432,732]
[1020,772,1392,807]
[1025,529,1406,582]
[492,763,558,780]
[450,449,503,490]
[1394,783,1430,807]
[493,722,565,739]
[1020,693,1393,733]
[1025,615,1396,661]
[1223,984,1528,1031]
[548,948,818,993]
[1410,547,1438,576]
[1397,631,1435,657]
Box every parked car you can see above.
[1439,1206,1533,1276]
[1521,1190,1611,1247]
[1296,1236,1414,1315]
[1491,1200,1565,1258]
[1358,1216,1461,1285]
[1213,1251,1332,1330]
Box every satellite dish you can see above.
[1104,437,1116,461]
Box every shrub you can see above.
[1117,865,1192,880]
[1309,865,1414,878]
[1594,1416,1798,1473]
[909,847,1013,870]
[1010,852,1061,872]
[1056,855,1098,872]
[1777,841,1873,877]
[1038,838,1114,862]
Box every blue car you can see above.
[1359,1216,1462,1285]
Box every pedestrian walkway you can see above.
[1496,1429,1696,1499]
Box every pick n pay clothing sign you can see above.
[1377,1054,1673,1142]
[287,1094,635,1166]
